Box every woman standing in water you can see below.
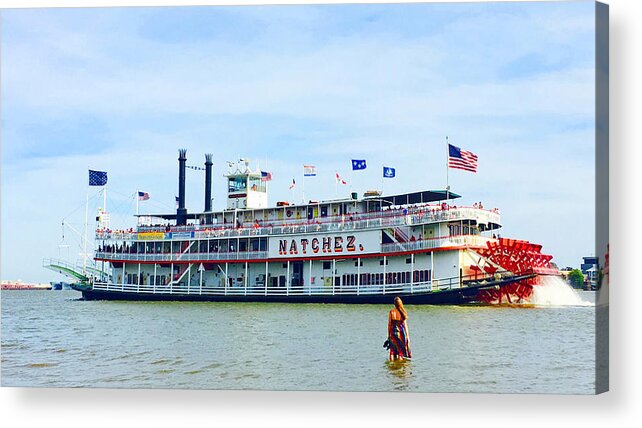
[387,297,412,361]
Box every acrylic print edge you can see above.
[594,0,609,395]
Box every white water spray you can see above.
[530,276,593,307]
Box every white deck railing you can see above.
[90,276,471,297]
[96,207,501,241]
[94,250,269,262]
[381,235,493,253]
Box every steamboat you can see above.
[48,150,558,305]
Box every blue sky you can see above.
[1,1,597,282]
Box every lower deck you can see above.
[83,271,534,304]
[98,249,471,292]
[88,247,511,303]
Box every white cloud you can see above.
[1,3,597,280]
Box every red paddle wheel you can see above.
[474,238,558,304]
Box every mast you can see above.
[83,187,89,275]
[446,136,450,202]
[302,172,305,204]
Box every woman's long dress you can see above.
[388,312,412,359]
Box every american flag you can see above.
[138,191,150,201]
[289,179,296,190]
[261,171,272,182]
[335,172,347,185]
[448,144,478,173]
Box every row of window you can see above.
[101,238,269,254]
[124,273,168,286]
[121,268,432,288]
[341,270,431,286]
[448,222,477,236]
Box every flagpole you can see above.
[446,136,450,202]
[350,165,354,197]
[289,180,294,204]
[136,189,139,217]
[302,169,306,204]
[83,185,89,275]
[381,164,384,198]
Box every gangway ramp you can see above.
[42,258,89,282]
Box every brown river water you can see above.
[1,287,596,393]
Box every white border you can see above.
[1,1,640,427]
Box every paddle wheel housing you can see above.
[474,238,558,304]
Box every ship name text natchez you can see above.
[50,149,559,304]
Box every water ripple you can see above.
[1,290,597,393]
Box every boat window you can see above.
[248,176,266,193]
[250,238,260,251]
[228,176,247,193]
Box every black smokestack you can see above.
[177,149,187,226]
[204,153,213,213]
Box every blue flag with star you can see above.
[351,159,367,170]
[383,166,396,178]
[89,170,108,186]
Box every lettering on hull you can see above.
[270,232,373,258]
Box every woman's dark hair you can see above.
[394,297,408,321]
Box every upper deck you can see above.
[96,203,501,242]
[94,151,502,264]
